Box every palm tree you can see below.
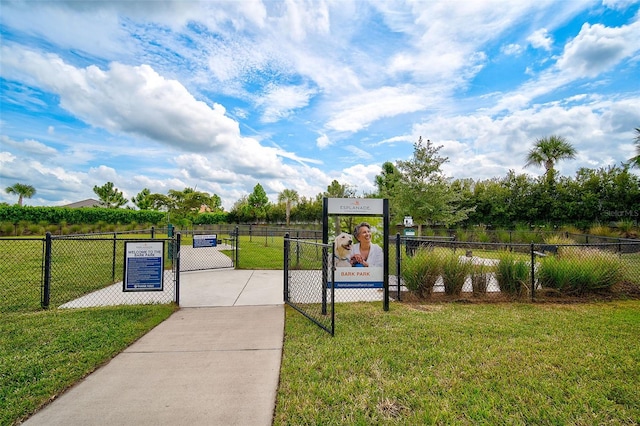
[5,183,36,206]
[629,127,640,168]
[524,135,577,176]
[278,189,299,226]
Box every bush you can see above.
[471,263,490,296]
[538,248,624,294]
[496,252,529,296]
[442,254,472,296]
[401,248,443,297]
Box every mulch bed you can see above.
[394,282,640,305]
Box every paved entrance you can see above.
[24,270,285,426]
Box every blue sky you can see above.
[1,0,639,210]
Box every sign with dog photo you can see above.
[324,199,387,289]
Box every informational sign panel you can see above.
[193,234,217,248]
[326,198,384,215]
[323,198,389,303]
[123,241,164,292]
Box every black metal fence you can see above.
[397,236,640,301]
[1,232,180,313]
[284,236,334,335]
[179,230,237,272]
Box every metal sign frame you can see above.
[322,197,390,311]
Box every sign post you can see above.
[323,198,389,311]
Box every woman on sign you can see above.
[350,222,383,267]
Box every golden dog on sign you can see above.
[332,232,353,267]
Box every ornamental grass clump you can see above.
[401,248,442,297]
[538,248,623,295]
[471,263,490,296]
[496,252,529,296]
[442,253,472,296]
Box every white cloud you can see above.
[556,21,640,78]
[326,86,428,132]
[527,28,553,50]
[501,43,523,56]
[0,136,58,156]
[316,134,331,148]
[257,83,316,123]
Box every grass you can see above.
[0,304,177,425]
[275,301,640,425]
[0,236,176,313]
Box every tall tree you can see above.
[131,188,152,210]
[277,189,299,226]
[247,183,269,222]
[324,180,356,235]
[93,182,127,208]
[375,161,401,198]
[629,127,640,168]
[5,183,36,206]
[394,137,472,234]
[524,135,577,178]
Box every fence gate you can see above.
[284,235,335,335]
[177,231,237,272]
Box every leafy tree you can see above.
[375,162,401,198]
[292,195,322,223]
[524,135,577,179]
[5,183,36,206]
[629,127,640,168]
[131,188,153,210]
[165,187,222,216]
[247,183,269,222]
[93,182,128,208]
[323,180,356,235]
[394,137,472,234]
[277,189,299,226]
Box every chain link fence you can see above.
[396,236,640,301]
[1,232,179,313]
[284,236,334,335]
[0,237,45,312]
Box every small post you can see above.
[112,232,117,282]
[235,226,239,267]
[42,232,52,309]
[151,226,155,239]
[530,242,535,301]
[396,233,401,301]
[175,233,181,305]
[284,233,289,303]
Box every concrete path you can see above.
[24,269,284,426]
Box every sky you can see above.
[1,0,639,210]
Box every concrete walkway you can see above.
[24,269,284,426]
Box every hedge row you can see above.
[0,206,166,225]
[0,206,231,226]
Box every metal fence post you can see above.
[235,226,239,267]
[530,242,535,301]
[175,233,181,305]
[284,233,289,302]
[151,226,155,239]
[42,232,52,309]
[396,233,401,301]
[112,232,117,282]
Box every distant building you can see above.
[63,198,102,208]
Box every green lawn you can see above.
[0,305,177,426]
[0,236,176,313]
[275,301,640,425]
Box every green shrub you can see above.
[471,263,490,295]
[401,248,442,297]
[442,253,472,296]
[496,252,529,295]
[538,249,624,294]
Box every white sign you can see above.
[332,266,384,288]
[327,198,384,215]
